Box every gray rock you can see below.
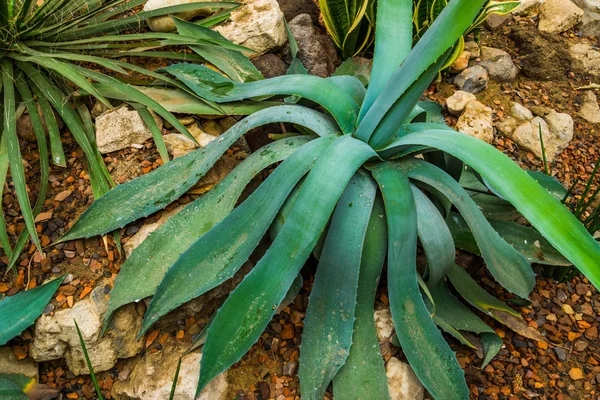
[374,306,394,343]
[386,357,425,400]
[0,347,38,380]
[95,105,163,154]
[213,0,287,58]
[252,53,288,78]
[485,13,512,30]
[464,41,481,58]
[276,0,320,22]
[446,91,477,116]
[572,0,600,12]
[579,10,600,37]
[511,102,534,121]
[539,0,584,33]
[455,100,495,143]
[570,43,600,77]
[112,343,228,400]
[478,46,519,82]
[553,347,568,361]
[29,287,145,375]
[579,90,600,123]
[453,66,489,94]
[508,112,574,161]
[287,14,340,77]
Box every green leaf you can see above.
[328,75,367,109]
[401,158,535,298]
[359,0,412,120]
[429,281,501,368]
[108,136,312,329]
[0,136,13,260]
[62,105,338,241]
[163,63,358,134]
[411,185,454,285]
[332,57,372,86]
[1,59,43,254]
[173,18,263,83]
[526,170,568,201]
[31,87,66,167]
[140,136,333,334]
[447,265,547,343]
[0,276,65,345]
[74,321,104,399]
[391,129,600,290]
[0,376,29,400]
[355,0,487,143]
[93,85,279,117]
[333,195,390,400]
[285,20,308,75]
[134,105,169,164]
[299,169,377,400]
[369,161,468,399]
[447,213,571,266]
[197,136,376,395]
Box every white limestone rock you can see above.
[386,357,425,400]
[455,100,495,143]
[538,0,584,33]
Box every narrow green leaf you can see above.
[135,105,169,164]
[74,321,104,399]
[401,158,535,298]
[285,20,308,75]
[0,136,13,260]
[299,169,377,400]
[141,136,333,334]
[411,185,454,285]
[1,59,43,254]
[169,358,182,400]
[447,213,571,266]
[31,86,66,167]
[163,63,358,134]
[391,129,600,290]
[359,0,412,120]
[333,195,389,400]
[197,136,376,395]
[0,276,65,345]
[447,264,547,343]
[174,18,263,83]
[62,105,338,241]
[369,161,468,399]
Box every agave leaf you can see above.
[196,136,376,395]
[163,63,359,134]
[0,373,59,400]
[333,195,389,400]
[31,86,66,167]
[0,276,65,345]
[411,185,454,285]
[447,265,547,343]
[299,169,377,399]
[359,0,412,119]
[447,213,571,266]
[1,59,43,254]
[328,75,367,108]
[332,57,372,86]
[391,129,600,289]
[92,85,279,117]
[355,0,487,144]
[429,281,501,368]
[401,158,535,298]
[526,170,568,201]
[140,136,332,334]
[61,105,338,241]
[369,161,468,399]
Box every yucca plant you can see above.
[60,0,600,398]
[0,0,261,272]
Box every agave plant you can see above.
[61,0,600,398]
[0,0,262,271]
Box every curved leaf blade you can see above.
[105,136,314,327]
[401,158,535,298]
[299,169,377,399]
[197,136,376,395]
[333,195,389,400]
[393,129,600,290]
[141,136,334,334]
[369,162,468,399]
[61,105,339,241]
[0,276,65,345]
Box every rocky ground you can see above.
[1,0,600,399]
